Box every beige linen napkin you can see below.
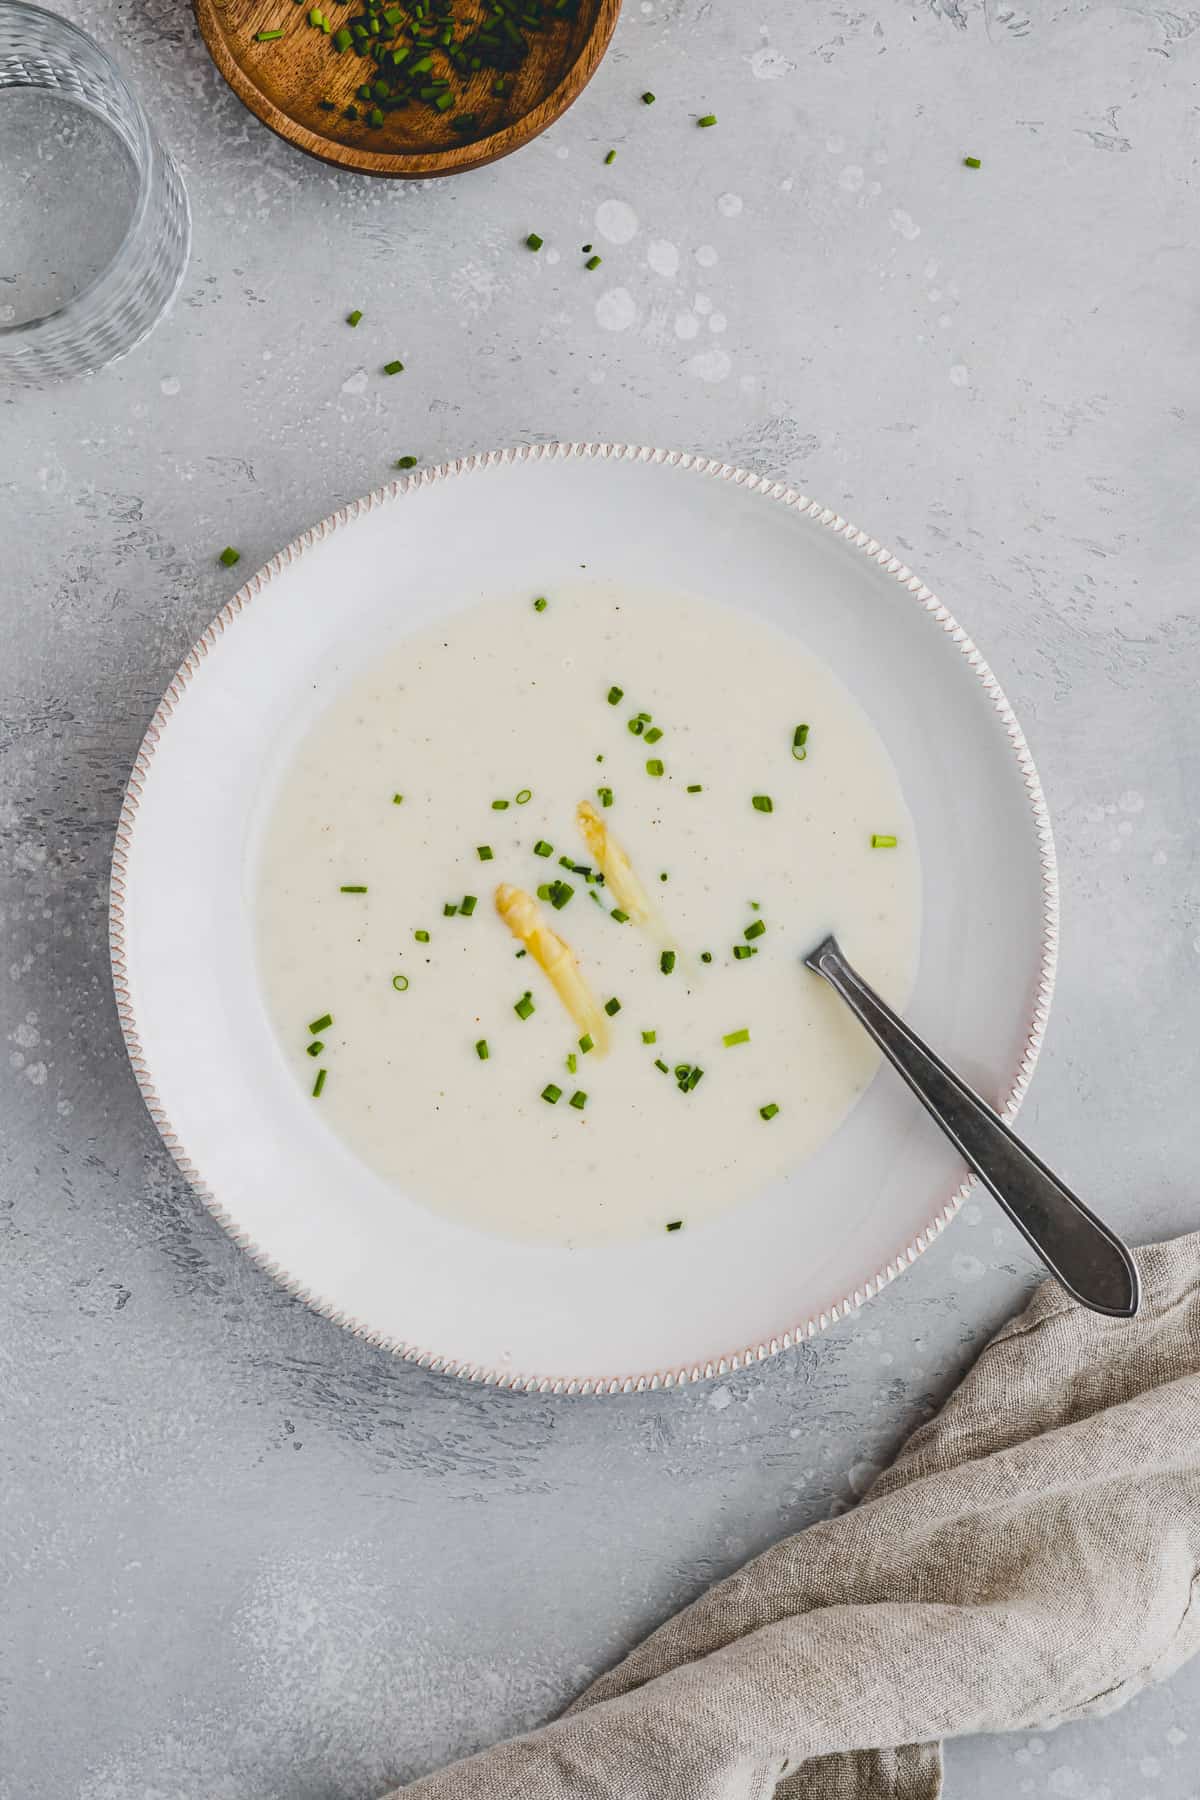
[396,1233,1200,1800]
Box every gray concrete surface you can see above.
[3,1,1198,1795]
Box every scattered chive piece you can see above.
[628,718,645,737]
[526,232,544,250]
[492,798,510,810]
[391,973,409,992]
[255,28,285,40]
[541,1083,562,1104]
[641,90,655,104]
[395,455,418,470]
[533,595,548,612]
[515,788,532,805]
[604,996,621,1016]
[515,992,535,1020]
[697,113,717,127]
[392,793,404,805]
[733,944,756,960]
[744,920,766,941]
[566,1053,577,1074]
[750,901,761,910]
[611,908,630,923]
[871,833,899,848]
[963,154,982,168]
[414,929,430,943]
[646,758,664,777]
[444,902,458,916]
[660,950,676,974]
[306,1040,324,1057]
[684,1065,704,1091]
[308,1013,333,1035]
[654,1057,669,1073]
[476,1039,489,1060]
[476,845,494,861]
[607,685,624,705]
[579,1034,594,1054]
[333,26,352,50]
[723,1027,751,1047]
[760,1102,780,1121]
[700,951,713,963]
[686,783,702,794]
[569,1089,588,1110]
[218,546,240,568]
[346,308,363,326]
[533,839,553,857]
[641,1029,657,1044]
[605,148,616,164]
[752,794,774,813]
[340,884,367,893]
[548,880,574,910]
[659,872,669,883]
[383,359,404,375]
[666,1220,682,1232]
[597,786,613,807]
[644,726,663,744]
[585,254,602,270]
[581,244,593,254]
[516,948,527,958]
[312,1068,327,1097]
[792,723,810,761]
[460,894,478,915]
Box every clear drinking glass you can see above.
[0,2,190,383]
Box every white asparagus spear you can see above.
[494,883,610,1053]
[576,801,655,928]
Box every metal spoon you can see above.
[804,934,1140,1318]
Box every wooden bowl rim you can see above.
[194,0,621,178]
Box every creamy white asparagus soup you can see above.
[255,585,920,1246]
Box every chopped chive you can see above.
[660,950,676,974]
[579,1034,594,1054]
[871,833,898,848]
[515,788,532,805]
[628,718,645,737]
[395,455,418,470]
[792,723,810,761]
[391,973,409,991]
[312,1068,327,1097]
[611,908,629,923]
[255,28,285,39]
[646,758,664,777]
[533,839,553,857]
[548,881,574,910]
[533,595,548,612]
[607,685,624,705]
[597,786,613,807]
[383,359,404,375]
[491,798,510,810]
[687,1066,704,1090]
[659,872,669,883]
[665,1219,682,1232]
[515,992,535,1020]
[584,254,602,270]
[749,901,761,910]
[744,920,766,941]
[605,148,616,164]
[308,1012,333,1035]
[340,884,367,893]
[644,726,663,744]
[566,1053,577,1074]
[700,951,713,963]
[443,902,458,916]
[752,794,774,813]
[218,546,240,568]
[569,1089,588,1110]
[641,90,655,104]
[581,244,593,254]
[723,1027,750,1047]
[526,232,544,250]
[760,1102,780,1121]
[392,793,404,805]
[476,845,494,861]
[536,884,550,901]
[516,948,527,958]
[697,113,717,127]
[686,783,702,794]
[963,154,982,168]
[346,308,363,326]
[459,894,478,915]
[306,1040,324,1057]
[368,107,384,126]
[476,1038,489,1060]
[733,944,756,960]
[332,26,352,49]
[604,996,621,1016]
[641,1029,657,1044]
[414,929,430,943]
[541,1083,562,1104]
[654,1058,669,1073]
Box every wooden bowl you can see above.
[195,0,622,178]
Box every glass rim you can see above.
[0,0,158,344]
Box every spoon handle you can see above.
[804,935,1139,1318]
